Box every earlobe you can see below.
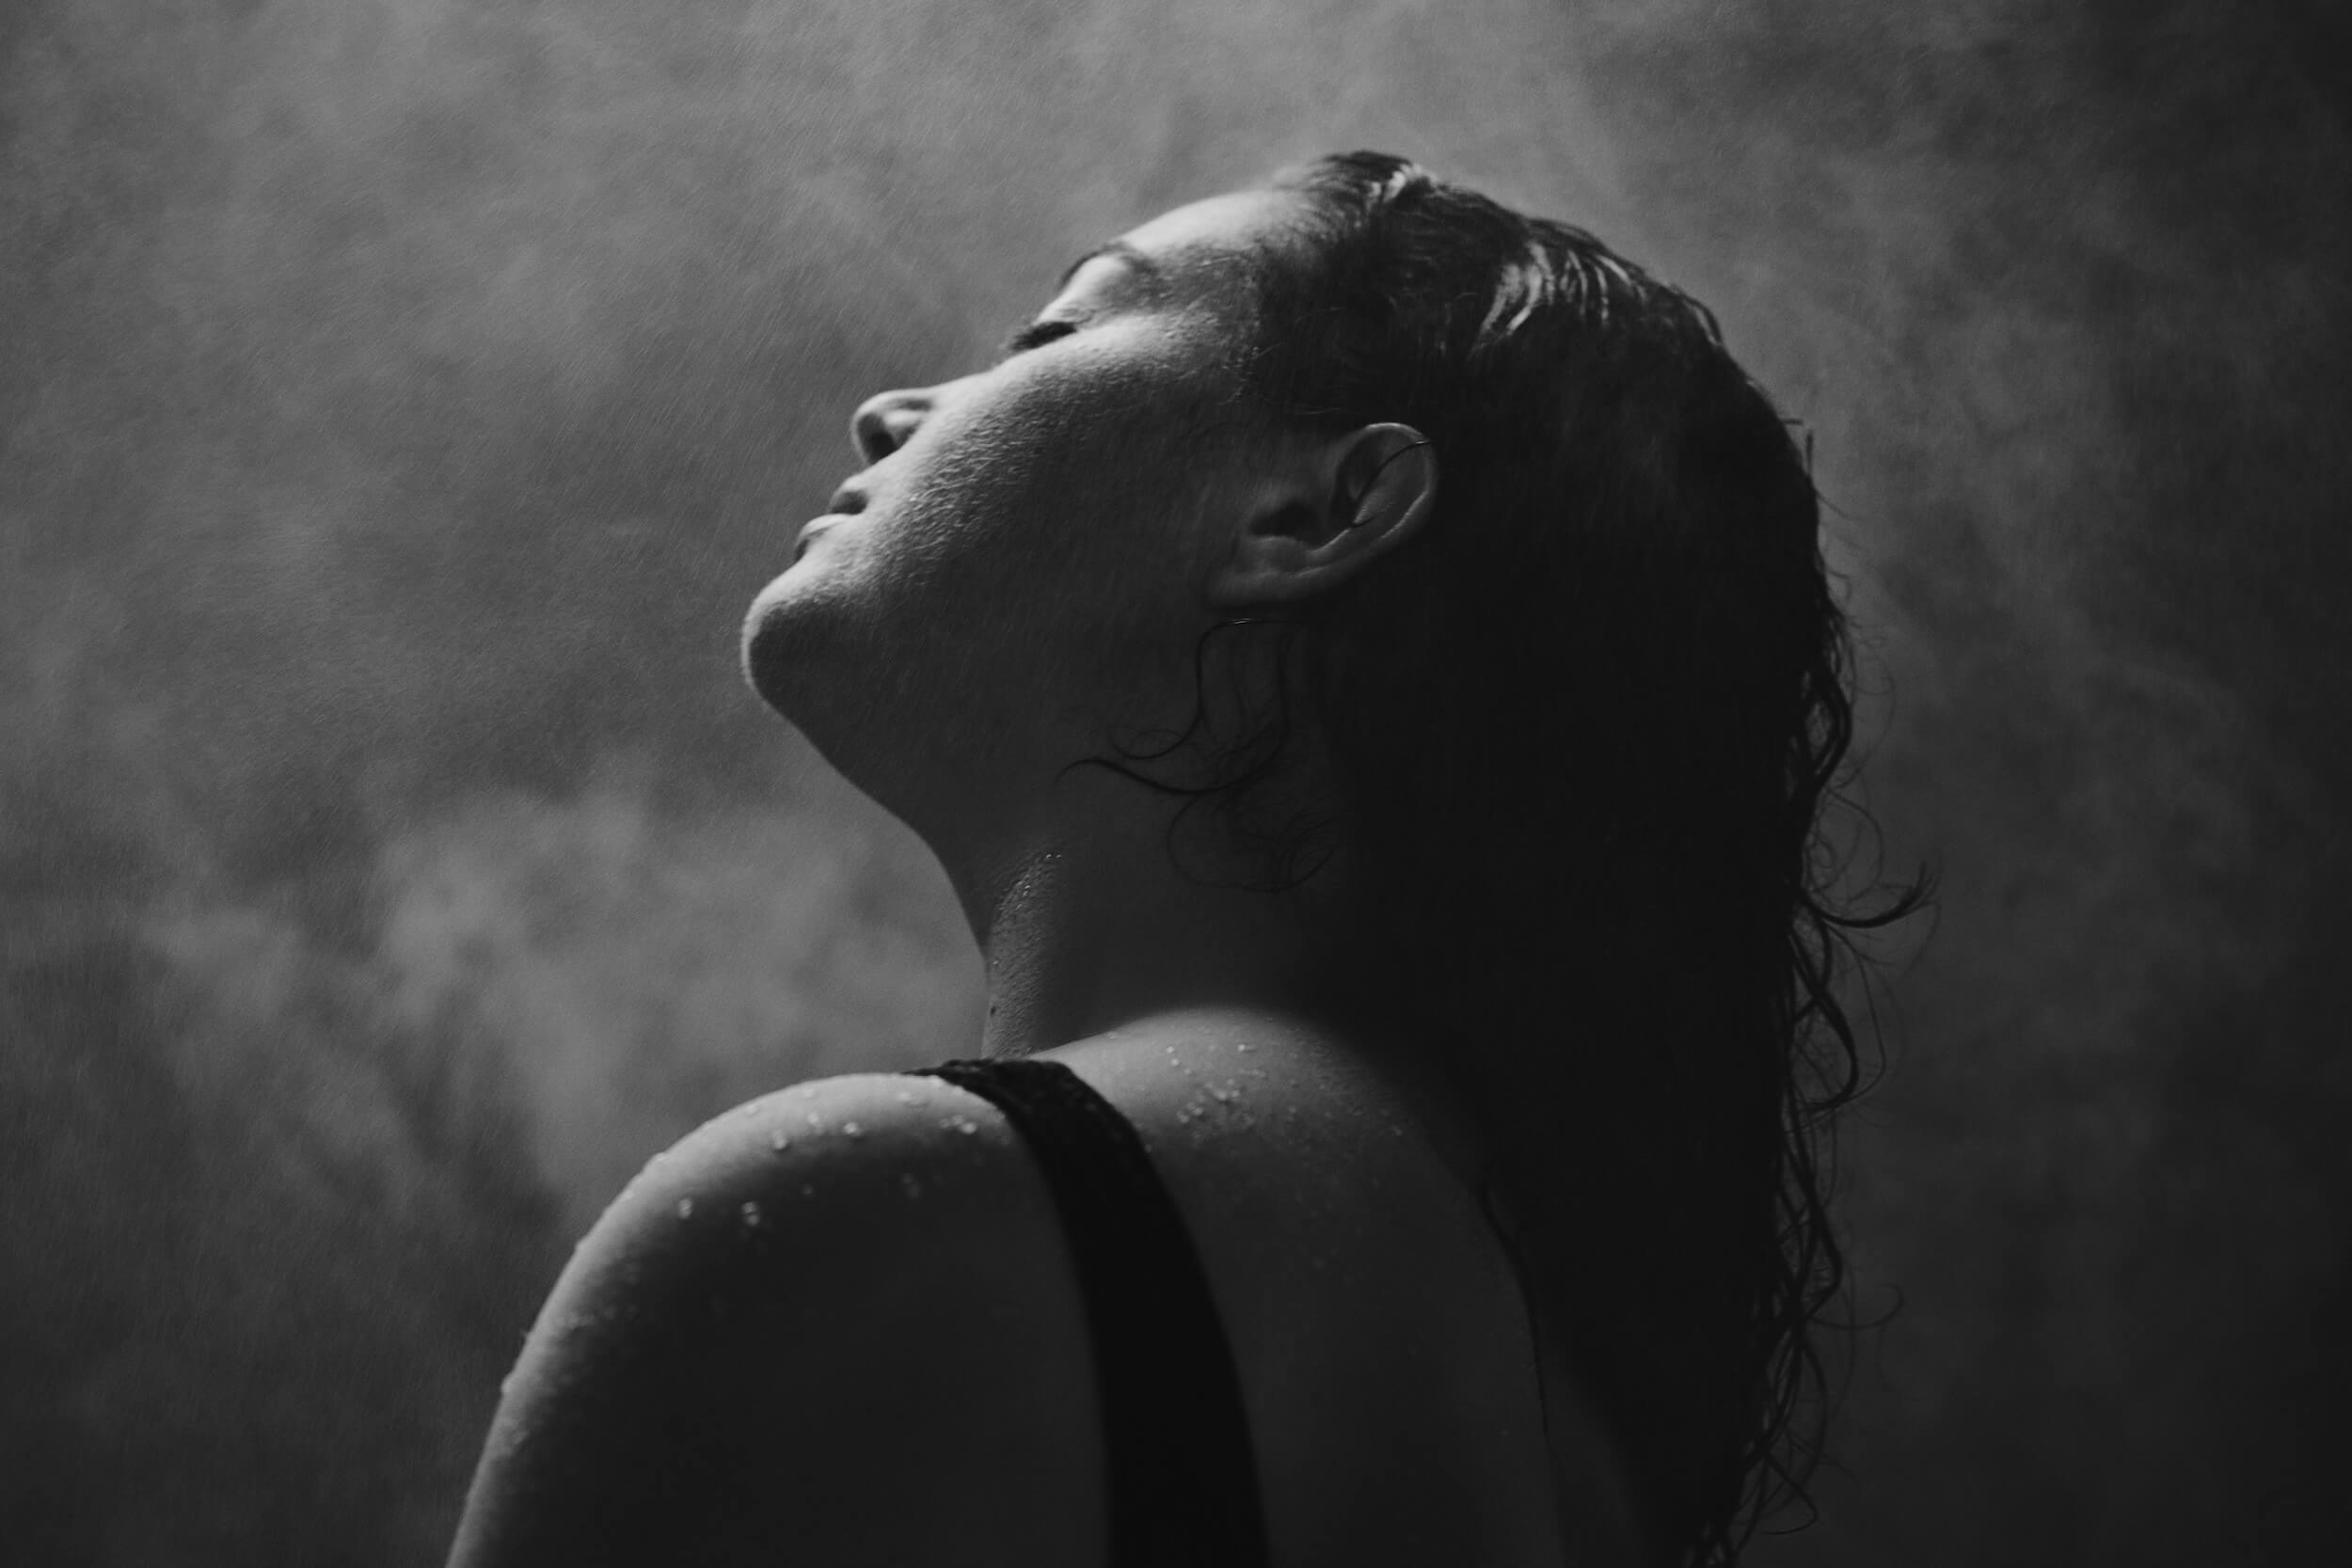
[1205,424,1438,609]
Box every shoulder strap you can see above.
[910,1057,1271,1568]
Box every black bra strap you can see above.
[910,1057,1271,1568]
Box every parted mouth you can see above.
[792,484,867,562]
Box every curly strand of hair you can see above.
[1057,614,1325,895]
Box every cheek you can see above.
[752,348,1234,755]
[894,383,1211,650]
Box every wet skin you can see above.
[448,189,1645,1568]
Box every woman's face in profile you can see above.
[741,187,1295,811]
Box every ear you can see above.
[1203,423,1438,609]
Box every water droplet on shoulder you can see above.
[740,1200,764,1227]
[770,1130,791,1153]
[675,1197,694,1220]
[841,1120,863,1138]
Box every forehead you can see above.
[1117,188,1297,266]
[1057,188,1299,303]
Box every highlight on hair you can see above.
[1075,151,1929,1563]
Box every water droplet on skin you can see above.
[842,1120,863,1137]
[675,1197,694,1219]
[940,1114,979,1135]
[805,1113,824,1129]
[1210,1084,1239,1103]
[800,1182,815,1196]
[770,1130,790,1153]
[900,1173,923,1199]
[894,1090,914,1105]
[741,1201,763,1227]
[1235,1041,1254,1053]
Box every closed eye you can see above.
[997,319,1079,358]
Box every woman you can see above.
[448,150,1915,1568]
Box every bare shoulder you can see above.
[1043,1015,1502,1299]
[447,1071,1103,1568]
[1048,1015,1642,1568]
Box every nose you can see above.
[851,388,931,465]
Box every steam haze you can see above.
[4,1,2344,1562]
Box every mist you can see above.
[4,1,2344,1562]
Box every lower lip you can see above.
[793,515,850,559]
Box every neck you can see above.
[922,765,1500,1203]
[942,778,1343,1059]
[973,834,1334,1058]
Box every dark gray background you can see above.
[4,2,2344,1563]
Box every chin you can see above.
[739,566,835,722]
[739,560,909,780]
[739,586,936,836]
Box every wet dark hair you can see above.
[1084,151,1928,1564]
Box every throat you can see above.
[971,832,1331,1059]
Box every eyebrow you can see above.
[1055,240,1165,294]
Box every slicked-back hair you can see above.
[1089,151,1926,1564]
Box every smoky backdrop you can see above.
[3,2,2344,1563]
